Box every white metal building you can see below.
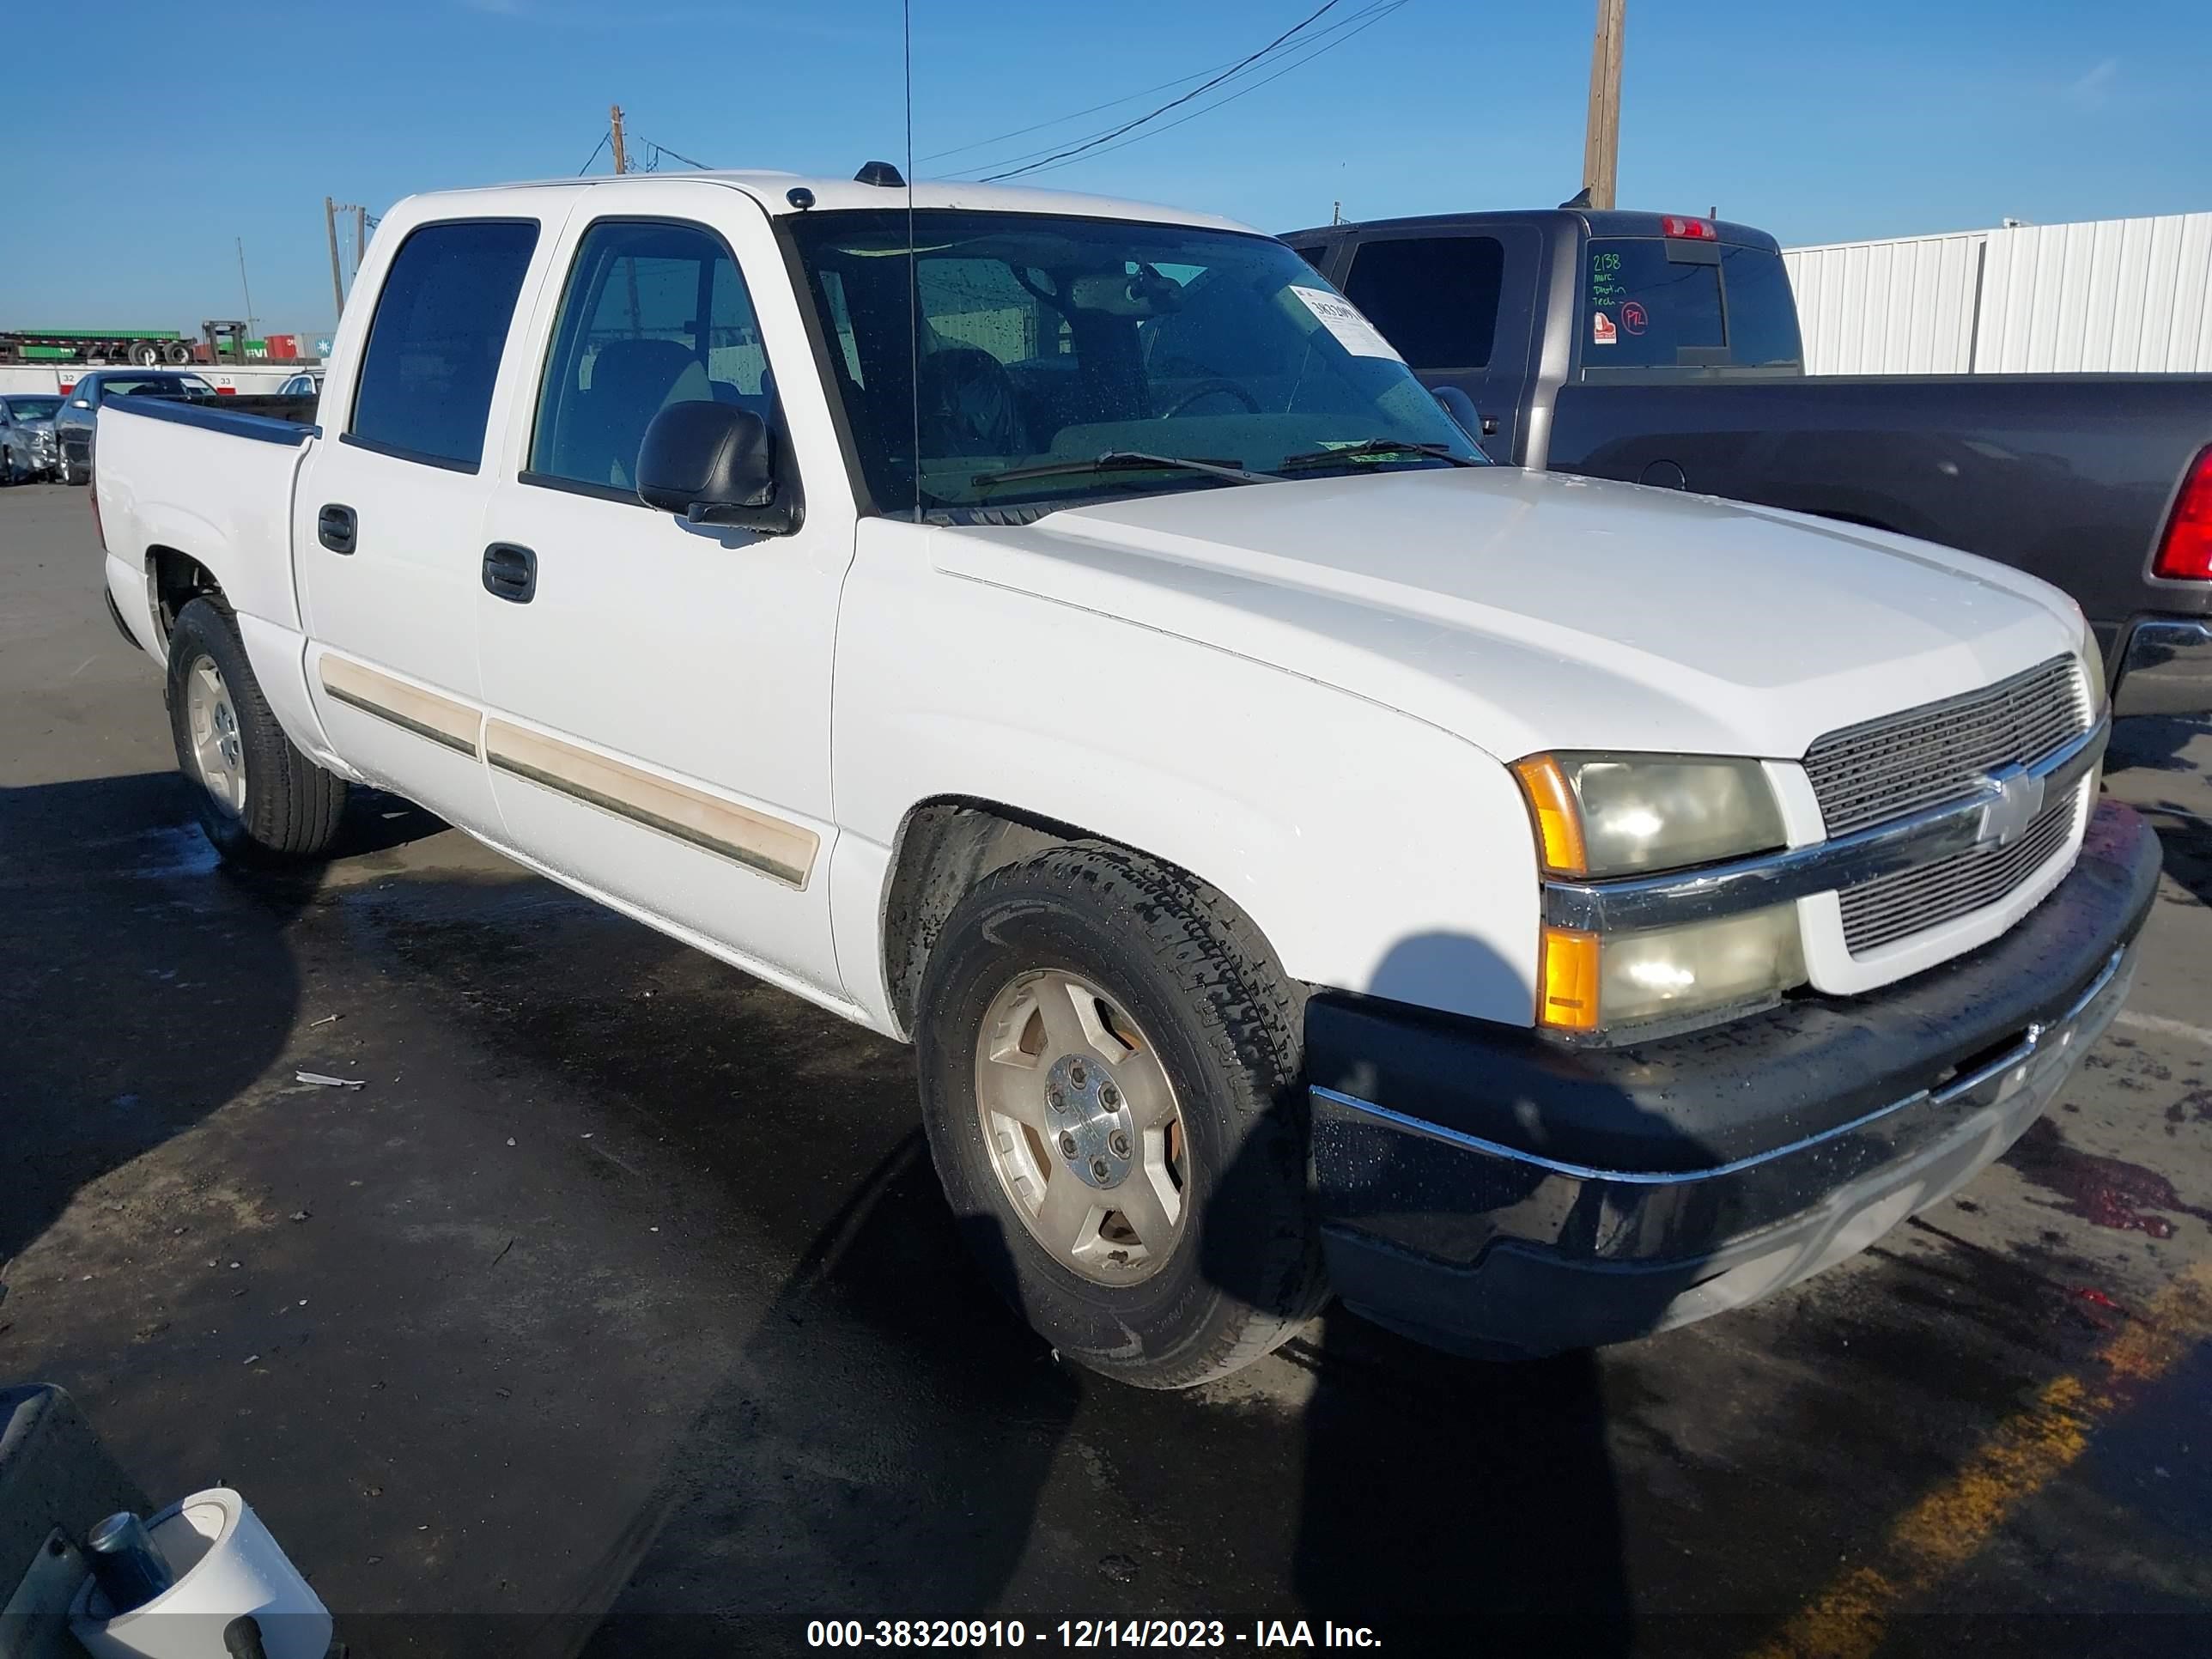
[1784,212,2212,375]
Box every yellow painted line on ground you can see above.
[1748,1261,2212,1659]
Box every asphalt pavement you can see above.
[3,478,2209,1656]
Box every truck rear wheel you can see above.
[166,598,348,866]
[915,843,1327,1388]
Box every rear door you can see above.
[295,204,570,835]
[471,181,855,1008]
[1336,225,1544,459]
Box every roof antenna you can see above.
[904,0,921,524]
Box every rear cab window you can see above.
[347,219,541,471]
[1582,236,1802,372]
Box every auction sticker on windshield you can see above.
[1291,286,1404,361]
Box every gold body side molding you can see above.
[317,654,482,757]
[483,720,818,890]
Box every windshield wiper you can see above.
[972,451,1275,490]
[1278,439,1483,471]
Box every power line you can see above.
[978,0,1349,182]
[577,131,610,175]
[1004,1,1411,182]
[636,136,713,171]
[954,13,1370,180]
[919,60,1237,164]
[959,2,1405,183]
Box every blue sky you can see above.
[2,0,2200,338]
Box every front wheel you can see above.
[166,598,348,866]
[916,844,1327,1388]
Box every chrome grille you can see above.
[1838,786,2081,953]
[1804,656,2087,837]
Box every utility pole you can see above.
[325,197,346,322]
[356,204,368,275]
[236,238,258,341]
[1581,0,1626,210]
[610,104,629,174]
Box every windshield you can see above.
[8,398,60,420]
[783,209,1483,515]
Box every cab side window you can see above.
[1340,235,1505,372]
[528,219,773,498]
[348,218,540,471]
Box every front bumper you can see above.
[1306,799,2160,1359]
[2112,617,2212,719]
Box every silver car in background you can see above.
[0,394,62,483]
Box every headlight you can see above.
[2079,616,2108,716]
[1538,905,1807,1035]
[1513,750,1804,1038]
[1510,751,1787,877]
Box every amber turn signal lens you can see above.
[1538,925,1601,1032]
[1512,754,1588,877]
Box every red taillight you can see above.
[1662,216,1717,240]
[2154,447,2212,581]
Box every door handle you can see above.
[482,542,538,604]
[317,503,356,555]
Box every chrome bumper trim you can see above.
[1312,945,2126,1185]
[2113,619,2212,720]
[1542,714,2108,934]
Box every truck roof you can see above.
[401,171,1261,234]
[1281,208,1782,251]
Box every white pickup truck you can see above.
[93,167,2159,1386]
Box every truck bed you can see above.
[102,392,321,441]
[1543,370,2212,649]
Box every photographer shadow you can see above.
[560,928,1715,1654]
[565,1135,1075,1656]
[1198,928,1733,1650]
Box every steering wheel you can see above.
[1159,378,1261,418]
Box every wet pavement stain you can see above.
[2006,1118,2212,1238]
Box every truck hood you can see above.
[927,466,2082,763]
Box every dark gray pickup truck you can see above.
[1282,209,2212,718]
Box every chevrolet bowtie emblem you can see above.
[1973,763,2045,848]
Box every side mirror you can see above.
[1429,384,1485,441]
[635,401,798,535]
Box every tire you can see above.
[130,342,161,368]
[0,447,16,485]
[166,597,348,866]
[916,842,1328,1389]
[162,343,192,365]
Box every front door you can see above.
[296,210,564,835]
[473,184,854,1008]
